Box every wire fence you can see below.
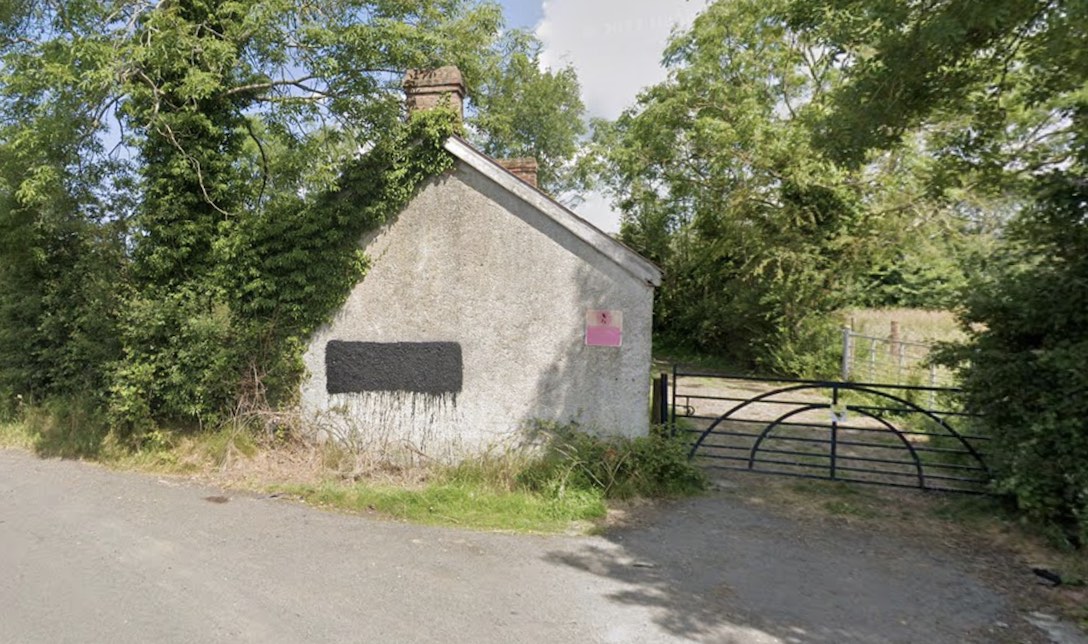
[840,324,957,388]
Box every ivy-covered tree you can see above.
[0,1,588,432]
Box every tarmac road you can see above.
[0,448,1047,643]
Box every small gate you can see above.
[670,367,991,493]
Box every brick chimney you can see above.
[403,66,465,122]
[498,157,539,188]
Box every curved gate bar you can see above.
[838,385,989,475]
[745,403,832,470]
[686,383,831,459]
[686,381,989,478]
[744,404,927,488]
[840,406,926,489]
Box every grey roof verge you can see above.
[443,136,663,288]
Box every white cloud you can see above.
[573,192,622,234]
[536,0,705,232]
[537,0,705,120]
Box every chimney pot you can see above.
[498,157,539,188]
[403,66,466,123]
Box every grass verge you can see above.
[0,410,705,534]
[275,480,605,533]
[273,424,706,533]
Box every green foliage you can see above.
[110,289,238,433]
[796,0,1088,545]
[940,169,1088,547]
[16,396,113,459]
[788,0,1084,177]
[591,0,895,376]
[854,212,1003,309]
[516,423,708,500]
[122,0,255,288]
[468,30,587,197]
[109,109,459,434]
[0,1,588,436]
[0,127,125,410]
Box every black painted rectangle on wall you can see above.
[326,341,463,395]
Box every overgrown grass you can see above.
[841,307,963,344]
[0,397,222,472]
[280,424,707,533]
[1,406,707,534]
[0,418,34,450]
[517,422,709,499]
[276,477,606,533]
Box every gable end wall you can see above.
[300,160,654,457]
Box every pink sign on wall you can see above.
[585,310,623,347]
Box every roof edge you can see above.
[443,136,663,288]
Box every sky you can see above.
[498,0,708,232]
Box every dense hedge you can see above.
[941,170,1088,547]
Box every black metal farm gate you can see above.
[666,367,991,493]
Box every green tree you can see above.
[0,1,589,432]
[0,138,125,412]
[855,196,1009,309]
[790,0,1088,544]
[788,0,1082,176]
[468,31,587,197]
[592,0,924,374]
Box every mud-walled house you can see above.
[299,66,662,458]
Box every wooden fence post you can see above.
[841,327,853,381]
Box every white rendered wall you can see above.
[300,161,655,458]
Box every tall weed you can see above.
[516,422,707,500]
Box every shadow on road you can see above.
[543,489,1021,644]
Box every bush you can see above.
[20,397,112,459]
[939,171,1088,548]
[516,423,708,500]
